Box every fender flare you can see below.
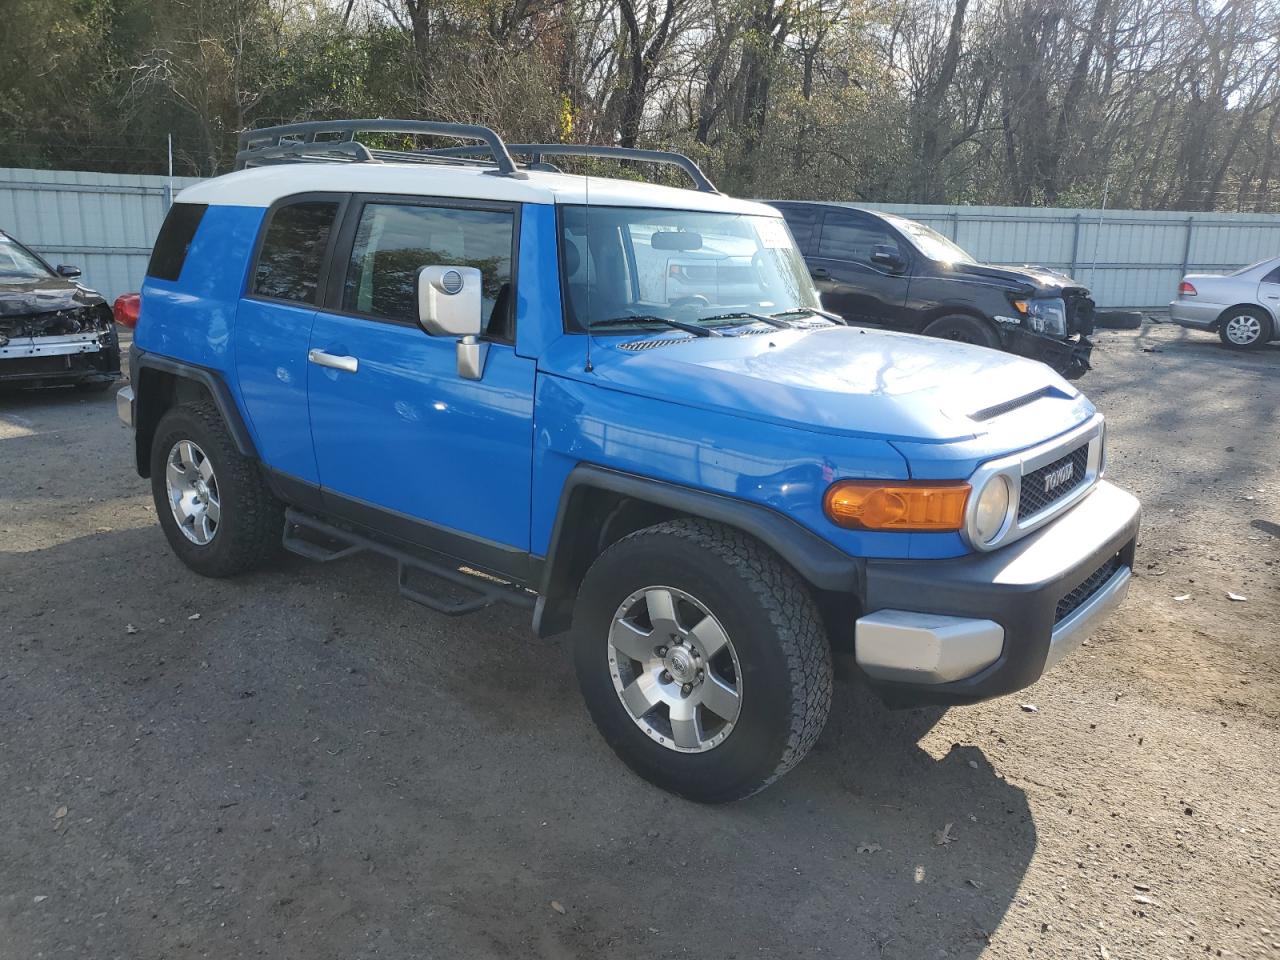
[533,464,865,637]
[132,350,257,476]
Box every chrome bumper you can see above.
[116,385,135,428]
[1043,565,1131,671]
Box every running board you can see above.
[282,508,535,617]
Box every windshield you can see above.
[560,205,822,332]
[887,216,976,265]
[1229,258,1277,277]
[0,233,55,283]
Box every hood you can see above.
[551,325,1094,447]
[950,261,1088,296]
[0,276,106,318]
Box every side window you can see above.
[147,203,208,281]
[778,206,819,254]
[817,213,901,267]
[1263,264,1280,284]
[342,202,515,339]
[252,201,339,304]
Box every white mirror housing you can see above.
[417,266,483,338]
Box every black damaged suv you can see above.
[0,229,121,392]
[771,202,1095,379]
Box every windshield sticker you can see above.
[754,219,792,249]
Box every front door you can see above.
[809,211,911,327]
[307,195,536,558]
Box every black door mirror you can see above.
[870,246,905,273]
[56,264,81,279]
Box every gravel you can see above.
[0,323,1276,959]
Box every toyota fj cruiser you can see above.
[117,120,1140,802]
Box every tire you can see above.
[572,518,833,803]
[149,401,283,577]
[75,380,115,393]
[921,313,1001,348]
[1217,308,1273,350]
[1094,310,1143,331]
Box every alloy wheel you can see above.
[607,585,743,753]
[1224,314,1262,345]
[165,439,220,545]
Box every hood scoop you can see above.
[969,386,1062,421]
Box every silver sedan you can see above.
[1170,256,1280,349]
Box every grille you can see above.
[1018,444,1089,521]
[1055,554,1122,623]
[617,337,695,351]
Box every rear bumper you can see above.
[856,480,1140,706]
[1168,300,1221,329]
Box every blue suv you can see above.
[118,120,1140,802]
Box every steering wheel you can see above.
[669,295,710,313]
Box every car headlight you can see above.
[1026,297,1067,336]
[971,474,1012,545]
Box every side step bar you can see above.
[281,508,536,617]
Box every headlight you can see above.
[1026,297,1067,336]
[971,474,1012,544]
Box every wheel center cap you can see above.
[664,646,699,684]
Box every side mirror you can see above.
[56,264,81,279]
[417,265,488,380]
[871,246,905,272]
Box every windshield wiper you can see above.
[768,307,847,325]
[695,311,794,330]
[588,315,722,337]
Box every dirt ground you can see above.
[1,320,1277,960]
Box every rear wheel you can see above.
[922,313,1001,348]
[572,519,833,803]
[150,401,283,577]
[1218,308,1272,350]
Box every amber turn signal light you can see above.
[823,480,971,531]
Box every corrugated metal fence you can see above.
[0,168,200,302]
[871,202,1280,308]
[4,166,1280,306]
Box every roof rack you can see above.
[430,143,718,193]
[234,120,718,193]
[234,119,527,178]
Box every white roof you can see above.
[177,162,778,217]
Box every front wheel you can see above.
[572,519,833,803]
[1218,308,1273,350]
[922,314,1001,348]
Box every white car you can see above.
[1170,255,1280,349]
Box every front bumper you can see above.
[0,329,121,386]
[1004,327,1093,380]
[856,480,1140,706]
[1168,300,1221,329]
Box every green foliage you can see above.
[0,0,1277,209]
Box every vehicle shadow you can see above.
[0,524,1035,960]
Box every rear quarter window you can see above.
[252,200,340,304]
[147,203,208,281]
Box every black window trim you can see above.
[814,208,911,276]
[146,202,210,283]
[771,202,821,257]
[319,191,522,345]
[245,192,350,308]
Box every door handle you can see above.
[810,267,831,280]
[308,349,359,373]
